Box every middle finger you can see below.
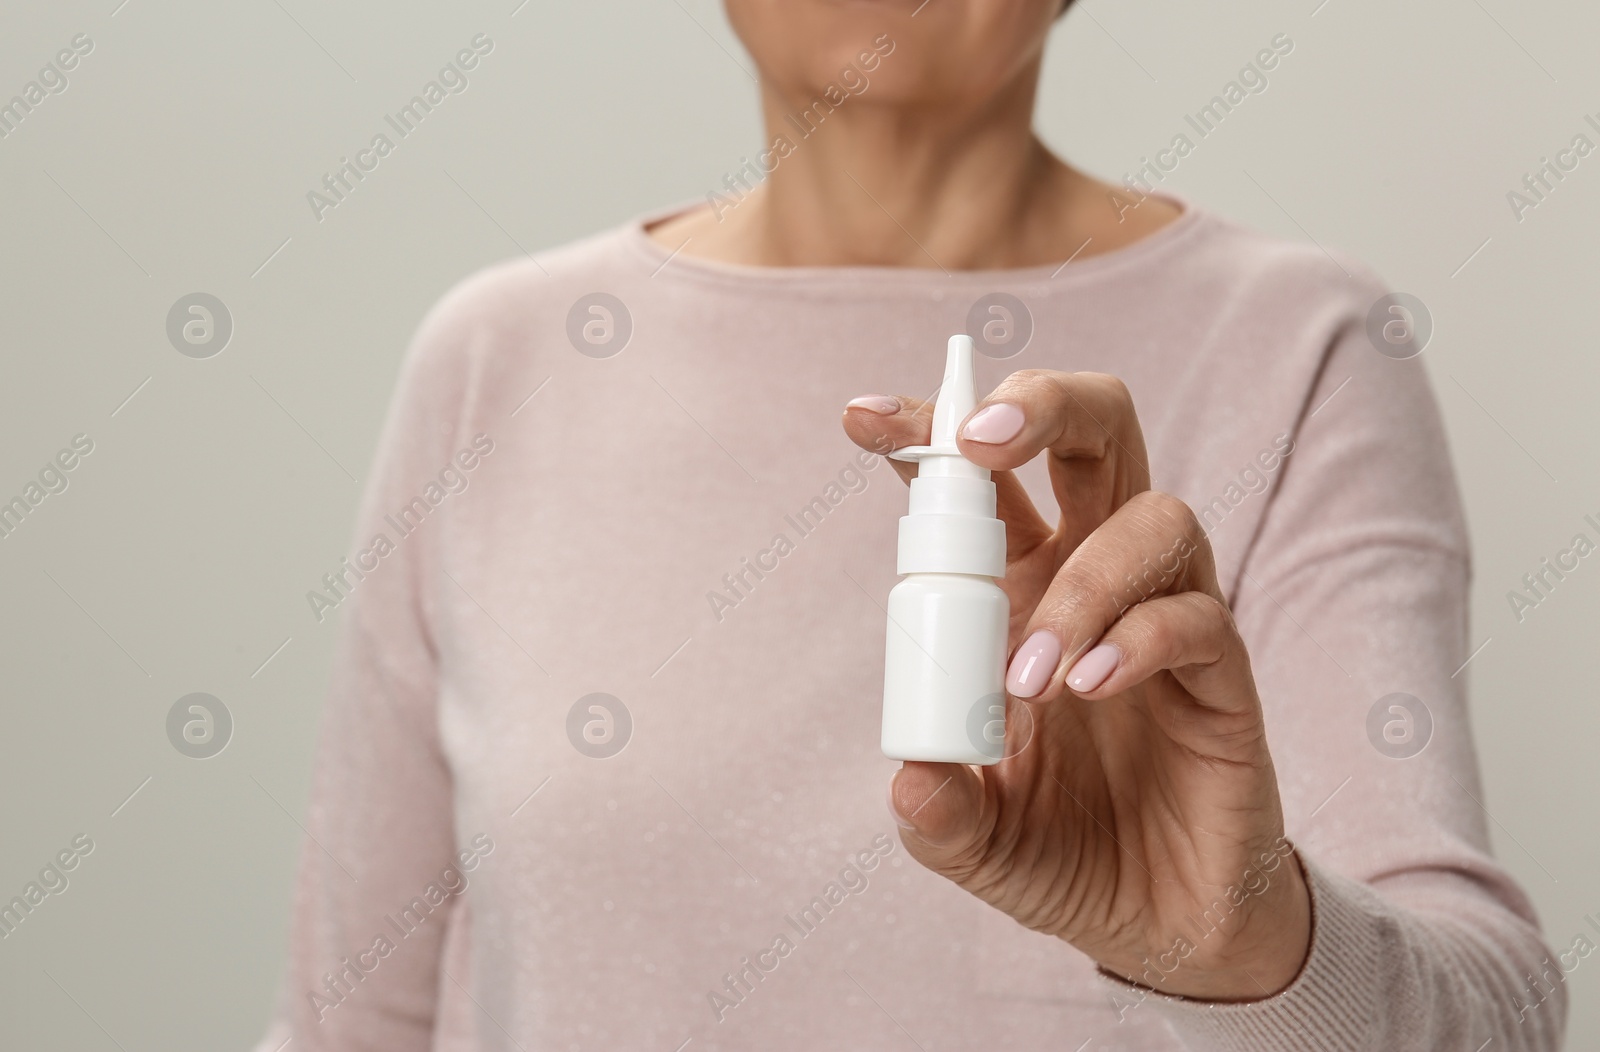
[1003,490,1217,701]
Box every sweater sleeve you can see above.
[252,288,485,1052]
[1112,289,1567,1050]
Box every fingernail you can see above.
[847,395,900,415]
[961,403,1025,444]
[1067,643,1120,693]
[887,773,916,829]
[1006,629,1061,699]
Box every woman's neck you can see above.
[648,68,1181,270]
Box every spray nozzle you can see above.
[889,335,988,481]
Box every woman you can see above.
[256,2,1565,1049]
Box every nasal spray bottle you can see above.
[881,335,1010,765]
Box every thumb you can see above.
[888,761,989,864]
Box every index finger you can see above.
[841,392,1054,562]
[955,370,1151,548]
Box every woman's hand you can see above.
[842,371,1311,1001]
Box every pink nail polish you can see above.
[847,395,900,415]
[1006,629,1061,699]
[960,403,1025,444]
[1067,643,1120,693]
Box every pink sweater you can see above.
[254,194,1566,1050]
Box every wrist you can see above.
[1102,844,1313,1003]
[1165,847,1313,1001]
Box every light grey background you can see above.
[1,0,1594,1047]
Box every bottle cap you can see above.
[890,336,1007,578]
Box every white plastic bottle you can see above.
[881,335,1010,765]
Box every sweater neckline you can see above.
[621,188,1209,292]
